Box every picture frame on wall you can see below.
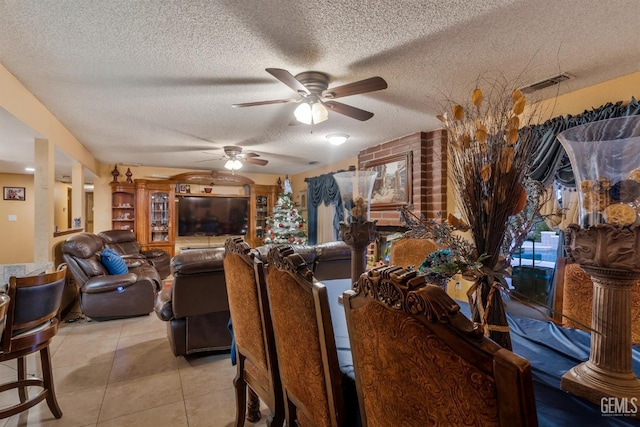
[298,190,308,211]
[365,152,412,210]
[3,187,26,201]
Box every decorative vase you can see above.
[333,170,378,285]
[332,171,378,224]
[469,275,512,350]
[557,115,640,410]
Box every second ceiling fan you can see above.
[232,68,387,125]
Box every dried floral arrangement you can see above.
[405,75,549,349]
[401,180,552,291]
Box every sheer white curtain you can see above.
[316,202,337,243]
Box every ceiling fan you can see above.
[232,68,388,124]
[197,146,268,171]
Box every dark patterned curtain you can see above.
[306,173,344,244]
[528,97,640,187]
[526,97,640,312]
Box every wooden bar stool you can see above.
[0,267,66,419]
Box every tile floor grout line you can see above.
[176,357,190,427]
[95,315,125,425]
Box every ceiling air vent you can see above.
[520,73,574,94]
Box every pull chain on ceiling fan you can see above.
[232,68,388,124]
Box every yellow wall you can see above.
[0,174,35,262]
[54,182,71,230]
[537,71,640,118]
[1,62,101,264]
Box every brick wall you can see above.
[358,130,447,226]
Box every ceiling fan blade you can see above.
[324,101,375,121]
[242,152,260,158]
[266,68,310,95]
[244,157,268,166]
[322,77,387,99]
[194,158,217,163]
[232,98,298,108]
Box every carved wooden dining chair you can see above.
[223,237,284,427]
[0,267,67,420]
[554,256,640,344]
[389,237,440,269]
[266,244,357,427]
[343,265,538,427]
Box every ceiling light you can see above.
[224,159,243,171]
[294,99,328,125]
[294,103,313,124]
[311,102,328,124]
[25,167,35,172]
[327,133,349,145]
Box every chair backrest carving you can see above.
[344,266,537,427]
[224,237,283,424]
[266,245,345,427]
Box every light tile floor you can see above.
[0,310,267,427]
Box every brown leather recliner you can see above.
[154,248,232,356]
[62,232,161,320]
[52,240,80,318]
[254,240,352,281]
[98,230,171,279]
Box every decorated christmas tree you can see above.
[263,177,307,245]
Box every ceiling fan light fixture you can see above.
[294,99,328,125]
[327,133,349,145]
[294,102,313,124]
[312,102,328,124]
[224,159,243,171]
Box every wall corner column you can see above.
[34,138,54,263]
[72,163,85,228]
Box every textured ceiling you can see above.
[1,0,639,180]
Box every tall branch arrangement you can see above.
[438,75,544,348]
[442,80,537,269]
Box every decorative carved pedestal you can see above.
[561,224,640,412]
[339,221,377,286]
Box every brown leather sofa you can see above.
[155,248,232,356]
[53,240,80,318]
[255,241,352,281]
[98,230,171,279]
[62,233,161,320]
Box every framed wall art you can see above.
[366,152,412,210]
[298,190,308,211]
[3,187,26,201]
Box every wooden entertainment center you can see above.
[110,171,279,254]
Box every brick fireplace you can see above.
[358,130,448,227]
[358,130,448,263]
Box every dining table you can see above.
[320,278,640,427]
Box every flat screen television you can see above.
[177,196,249,237]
